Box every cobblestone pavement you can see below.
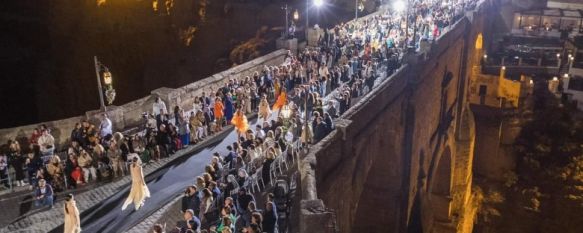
[0,126,234,233]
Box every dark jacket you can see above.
[181,193,201,214]
[262,209,278,233]
[35,184,54,198]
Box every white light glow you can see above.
[314,0,324,7]
[393,0,406,12]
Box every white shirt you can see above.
[38,134,55,152]
[153,100,168,116]
[100,118,112,137]
[255,129,266,139]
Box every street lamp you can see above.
[306,0,325,39]
[293,10,299,21]
[355,0,365,20]
[283,4,290,39]
[314,0,324,7]
[393,0,406,12]
[94,56,116,111]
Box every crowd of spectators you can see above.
[0,0,480,228]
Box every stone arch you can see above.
[430,146,453,222]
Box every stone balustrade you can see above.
[0,49,289,150]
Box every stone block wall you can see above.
[0,49,288,150]
[299,1,497,233]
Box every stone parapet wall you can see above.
[0,49,288,149]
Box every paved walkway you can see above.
[0,126,235,233]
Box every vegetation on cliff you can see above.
[475,87,583,233]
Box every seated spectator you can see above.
[47,156,65,192]
[34,179,54,208]
[26,146,44,187]
[38,129,55,158]
[29,128,41,146]
[93,144,111,180]
[78,150,97,183]
[65,153,83,186]
[0,152,8,188]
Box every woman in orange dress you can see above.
[231,109,249,136]
[272,90,287,116]
[214,97,224,131]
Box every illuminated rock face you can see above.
[299,1,498,233]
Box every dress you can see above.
[258,99,272,120]
[64,199,81,233]
[272,92,287,111]
[121,160,150,211]
[224,97,234,123]
[231,111,249,134]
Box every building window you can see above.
[574,52,583,69]
[568,78,583,91]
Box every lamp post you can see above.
[283,4,290,39]
[307,0,324,31]
[94,56,116,112]
[393,0,406,48]
[356,0,364,20]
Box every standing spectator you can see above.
[34,179,54,208]
[199,188,214,225]
[224,93,235,124]
[235,188,255,227]
[214,97,224,131]
[108,138,124,178]
[262,202,278,233]
[99,113,113,139]
[177,110,190,147]
[152,224,166,233]
[182,186,201,216]
[177,209,200,233]
[8,141,26,187]
[153,97,168,128]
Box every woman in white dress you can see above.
[64,194,81,233]
[258,95,271,122]
[122,155,150,211]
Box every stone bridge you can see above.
[297,1,497,233]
